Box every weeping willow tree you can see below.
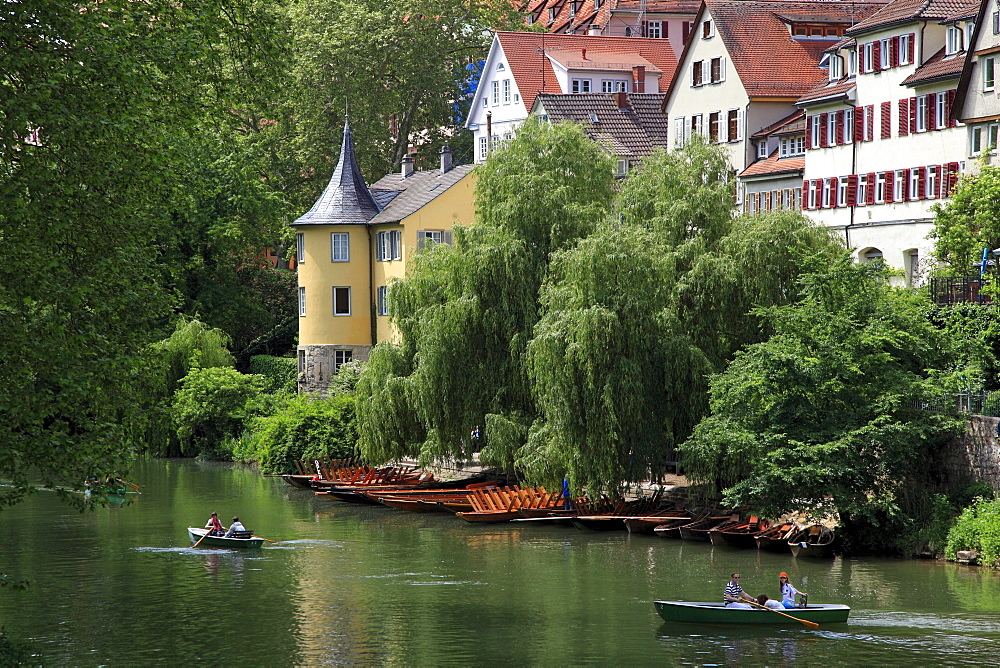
[355,118,616,466]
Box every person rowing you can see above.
[724,572,755,609]
[205,512,225,537]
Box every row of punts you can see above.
[283,462,837,556]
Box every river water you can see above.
[1,458,998,666]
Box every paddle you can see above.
[252,536,279,543]
[747,599,820,630]
[116,478,140,491]
[192,528,213,548]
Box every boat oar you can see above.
[252,536,279,543]
[116,479,140,491]
[748,600,819,630]
[192,529,212,548]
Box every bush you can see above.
[238,393,358,473]
[172,367,265,458]
[247,355,297,394]
[945,496,1000,567]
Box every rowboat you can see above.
[708,517,769,549]
[623,510,692,535]
[281,474,316,489]
[653,600,850,626]
[755,523,796,553]
[188,527,264,549]
[679,515,740,541]
[788,524,836,558]
[652,516,695,539]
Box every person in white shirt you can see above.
[224,516,247,537]
[779,572,807,608]
[756,594,784,610]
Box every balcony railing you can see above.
[929,276,992,305]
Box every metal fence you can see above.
[955,391,1000,417]
[929,276,992,305]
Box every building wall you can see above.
[468,41,530,163]
[959,0,1000,168]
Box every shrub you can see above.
[239,393,358,473]
[172,367,265,458]
[247,355,297,394]
[945,496,1000,567]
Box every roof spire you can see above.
[292,118,381,226]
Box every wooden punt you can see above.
[755,523,796,553]
[679,515,740,541]
[653,516,696,539]
[708,517,770,549]
[653,600,850,626]
[624,510,692,535]
[788,524,836,558]
[188,527,264,549]
[281,474,316,489]
[455,486,562,523]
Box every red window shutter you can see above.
[805,116,812,150]
[928,97,936,131]
[900,168,910,200]
[828,177,838,207]
[873,40,881,70]
[847,175,859,206]
[891,36,899,67]
[946,89,957,127]
[866,172,876,205]
[908,33,915,63]
[820,114,828,146]
[898,98,909,136]
[909,97,917,133]
[854,106,864,142]
[866,106,874,141]
[881,101,891,139]
[885,171,895,202]
[917,167,927,199]
[802,180,810,208]
[950,161,960,195]
[836,111,845,144]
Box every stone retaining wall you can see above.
[940,415,1000,493]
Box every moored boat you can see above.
[624,510,692,535]
[708,517,769,549]
[679,515,740,541]
[788,524,836,558]
[188,527,264,549]
[652,516,695,539]
[755,523,796,553]
[653,600,850,626]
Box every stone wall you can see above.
[297,343,371,396]
[940,415,1000,493]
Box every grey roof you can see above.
[368,165,475,225]
[533,92,669,158]
[292,121,381,227]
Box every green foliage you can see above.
[328,361,363,396]
[247,355,298,394]
[930,162,1000,274]
[0,627,37,666]
[172,367,265,458]
[946,496,1000,567]
[237,393,357,474]
[680,255,966,552]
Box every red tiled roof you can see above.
[523,0,701,35]
[751,109,805,138]
[706,0,887,98]
[901,47,966,85]
[496,31,677,111]
[740,151,805,178]
[847,0,979,35]
[797,76,857,104]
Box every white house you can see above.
[953,0,1000,164]
[465,31,677,163]
[797,0,980,283]
[662,0,886,187]
[740,110,806,214]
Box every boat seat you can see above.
[228,530,254,539]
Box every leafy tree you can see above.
[945,496,1000,567]
[929,162,1000,274]
[356,118,615,466]
[680,256,965,553]
[172,366,266,458]
[286,0,521,186]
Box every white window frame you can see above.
[909,169,920,200]
[376,286,388,316]
[880,38,891,69]
[674,117,687,149]
[849,48,857,75]
[330,232,349,262]
[811,114,822,147]
[899,34,912,64]
[298,286,306,316]
[875,172,886,203]
[502,79,510,104]
[916,95,927,132]
[692,60,704,87]
[702,19,714,38]
[779,135,804,157]
[479,136,488,160]
[757,141,767,159]
[927,165,939,198]
[710,57,725,83]
[862,42,873,72]
[844,108,854,144]
[491,80,499,105]
[571,79,591,93]
[645,20,662,38]
[894,170,904,201]
[827,113,837,146]
[946,25,962,55]
[376,230,401,261]
[296,232,305,264]
[837,177,848,207]
[972,125,984,155]
[857,174,868,206]
[830,55,843,80]
[935,92,946,130]
[985,57,996,92]
[332,286,351,316]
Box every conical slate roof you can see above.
[292,121,381,226]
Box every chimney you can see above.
[615,91,629,111]
[588,25,602,36]
[582,48,587,60]
[401,154,414,178]
[632,65,646,94]
[440,145,453,174]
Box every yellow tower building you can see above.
[292,122,476,394]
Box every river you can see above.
[0,458,998,666]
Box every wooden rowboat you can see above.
[679,515,739,541]
[281,474,316,489]
[623,510,692,534]
[653,600,850,626]
[755,523,796,553]
[708,517,769,549]
[788,524,836,558]
[188,527,264,549]
[652,516,695,539]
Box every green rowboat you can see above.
[654,600,850,626]
[188,527,264,549]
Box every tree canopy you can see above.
[930,163,1000,274]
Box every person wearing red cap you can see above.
[778,572,807,609]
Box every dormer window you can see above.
[569,2,576,18]
[702,20,714,39]
[848,49,857,75]
[830,54,843,80]
[757,141,767,159]
[946,25,963,55]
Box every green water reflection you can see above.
[0,458,997,666]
